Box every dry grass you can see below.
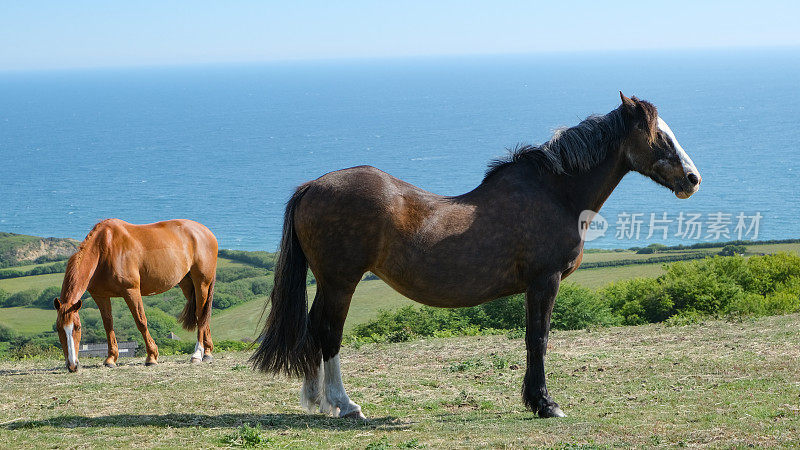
[1,314,799,448]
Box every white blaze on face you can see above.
[657,117,699,175]
[191,341,204,360]
[64,323,77,367]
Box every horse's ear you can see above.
[70,299,82,312]
[53,297,61,310]
[620,91,636,111]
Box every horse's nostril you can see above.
[687,173,700,185]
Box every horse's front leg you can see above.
[122,288,159,366]
[93,295,118,367]
[523,273,566,418]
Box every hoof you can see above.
[539,405,566,418]
[341,410,366,420]
[190,357,202,364]
[202,354,213,363]
[103,361,117,368]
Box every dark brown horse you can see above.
[251,93,701,419]
[55,219,218,372]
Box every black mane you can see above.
[485,107,629,180]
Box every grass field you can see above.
[0,307,54,335]
[2,241,799,342]
[1,314,798,447]
[0,273,64,294]
[566,263,667,289]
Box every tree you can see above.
[719,245,746,257]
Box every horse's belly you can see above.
[138,249,191,295]
[372,263,521,308]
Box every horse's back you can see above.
[87,219,217,295]
[96,218,216,254]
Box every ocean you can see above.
[1,49,799,250]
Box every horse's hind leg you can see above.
[190,272,214,363]
[300,291,325,412]
[309,281,365,419]
[93,295,118,367]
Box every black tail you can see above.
[178,275,216,331]
[250,185,319,378]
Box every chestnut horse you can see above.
[251,93,702,419]
[55,219,218,372]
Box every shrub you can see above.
[2,288,40,307]
[551,284,620,330]
[7,334,60,359]
[719,245,746,256]
[158,340,196,355]
[215,340,251,351]
[215,266,268,283]
[637,244,666,254]
[249,278,272,296]
[0,324,15,341]
[349,283,621,343]
[35,286,62,309]
[600,278,664,324]
[660,259,744,314]
[478,295,525,329]
[218,249,277,270]
[144,308,181,344]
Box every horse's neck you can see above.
[552,147,629,214]
[60,246,100,306]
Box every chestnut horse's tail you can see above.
[250,184,319,378]
[178,275,216,331]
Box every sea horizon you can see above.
[2,48,799,251]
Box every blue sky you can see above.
[2,1,799,71]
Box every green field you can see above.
[0,272,64,294]
[0,307,55,335]
[2,239,799,343]
[1,314,798,447]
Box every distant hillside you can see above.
[0,232,79,268]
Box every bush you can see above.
[215,266,269,283]
[601,278,664,324]
[158,340,196,355]
[35,286,61,309]
[215,340,251,351]
[636,243,666,254]
[719,245,746,256]
[551,284,620,330]
[2,288,40,307]
[218,249,277,270]
[349,283,621,344]
[249,278,272,296]
[0,324,15,341]
[601,253,800,324]
[660,259,744,314]
[7,334,60,359]
[144,308,181,344]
